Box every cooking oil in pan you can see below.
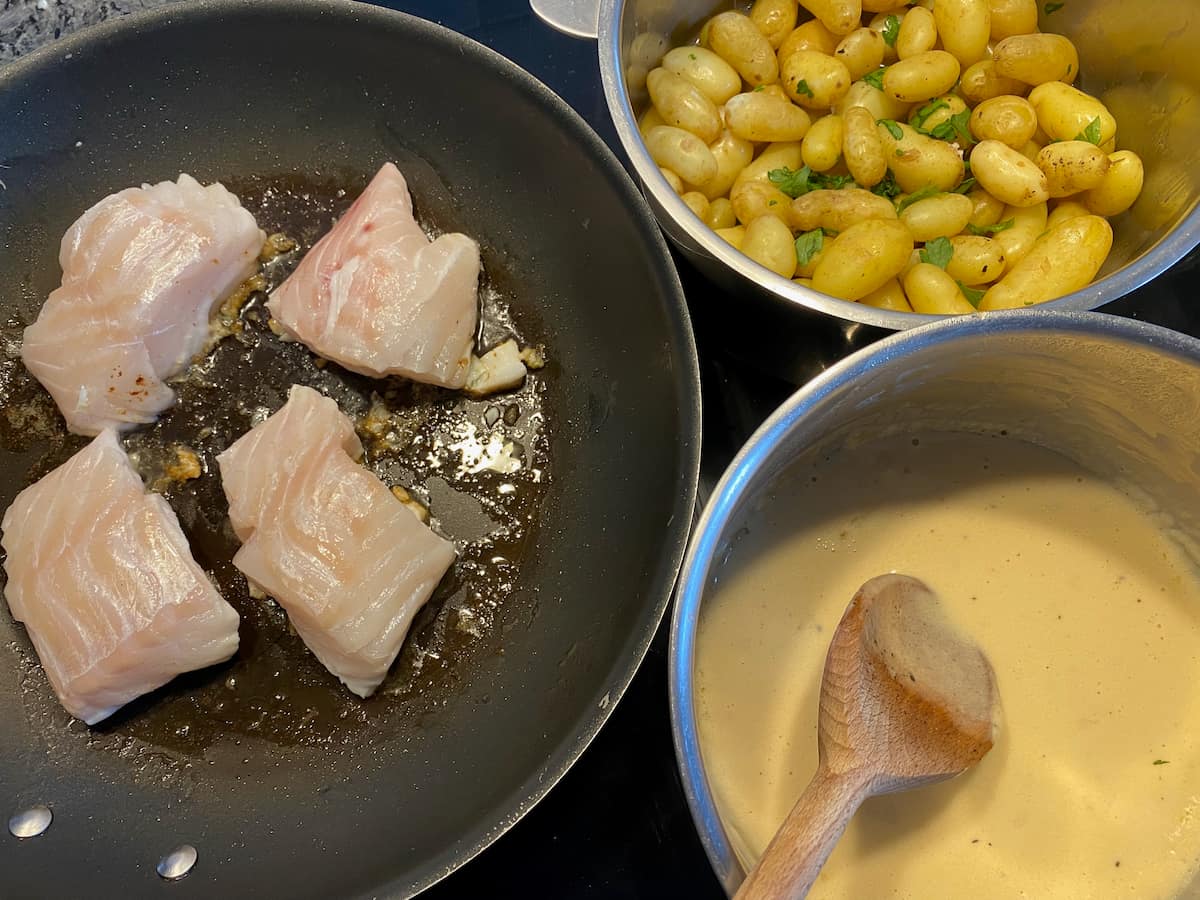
[0,171,554,772]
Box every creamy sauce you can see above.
[696,433,1200,899]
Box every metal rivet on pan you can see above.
[8,804,52,838]
[156,844,198,880]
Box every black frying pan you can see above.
[0,2,701,896]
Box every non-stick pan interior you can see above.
[0,3,700,896]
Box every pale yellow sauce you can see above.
[696,433,1200,899]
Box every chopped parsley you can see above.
[1074,116,1103,144]
[794,230,824,267]
[862,67,886,90]
[958,282,986,307]
[919,236,954,269]
[910,98,950,132]
[952,177,977,194]
[753,84,766,92]
[881,14,901,47]
[768,165,856,197]
[817,172,856,189]
[1044,1,1065,12]
[871,171,902,198]
[878,118,904,140]
[966,219,1015,236]
[793,78,815,98]
[896,184,941,213]
[927,108,973,145]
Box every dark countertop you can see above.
[3,2,1198,898]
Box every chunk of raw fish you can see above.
[21,174,264,435]
[1,430,240,724]
[267,163,479,389]
[217,385,456,697]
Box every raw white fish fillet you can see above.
[21,174,265,435]
[217,385,456,697]
[0,430,240,724]
[266,162,480,389]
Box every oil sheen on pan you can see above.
[0,168,554,777]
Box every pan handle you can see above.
[529,0,600,39]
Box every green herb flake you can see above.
[1154,759,1171,765]
[919,236,954,269]
[862,68,886,91]
[881,14,901,47]
[928,108,973,145]
[794,229,824,267]
[952,177,977,194]
[871,171,902,198]
[910,98,950,132]
[689,52,697,60]
[896,184,941,213]
[1044,1,1065,12]
[768,165,814,199]
[958,282,986,307]
[753,84,766,92]
[966,218,1015,236]
[878,118,904,140]
[794,78,815,98]
[814,172,856,190]
[1074,116,1103,145]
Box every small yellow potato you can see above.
[798,0,862,36]
[993,201,1048,265]
[802,113,845,171]
[781,50,853,109]
[707,12,780,86]
[895,6,937,59]
[725,90,813,142]
[971,139,1049,207]
[867,11,904,63]
[1035,140,1110,198]
[645,126,719,186]
[715,225,747,248]
[1046,199,1091,229]
[862,0,909,11]
[877,121,965,193]
[987,0,1038,41]
[1081,150,1144,217]
[742,214,799,277]
[639,107,667,138]
[647,68,722,143]
[705,197,738,229]
[835,28,886,80]
[946,235,1007,284]
[958,60,1028,104]
[1028,81,1117,145]
[1016,139,1042,162]
[731,179,794,224]
[860,278,915,311]
[899,192,974,241]
[836,79,912,121]
[969,95,1039,148]
[992,33,1079,86]
[904,262,978,313]
[658,167,685,194]
[790,187,898,231]
[842,106,887,187]
[680,191,710,219]
[812,218,914,300]
[883,51,962,103]
[662,47,743,106]
[702,129,756,200]
[793,276,815,286]
[779,18,840,61]
[732,142,804,192]
[750,0,800,48]
[980,215,1113,308]
[966,187,1007,228]
[932,0,991,67]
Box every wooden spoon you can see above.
[735,573,999,900]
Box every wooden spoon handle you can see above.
[734,768,872,900]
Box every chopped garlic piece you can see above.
[464,339,528,398]
[390,485,430,524]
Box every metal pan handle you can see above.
[529,0,600,39]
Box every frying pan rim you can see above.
[0,2,703,896]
